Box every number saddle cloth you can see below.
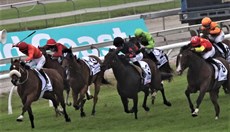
[212,59,228,81]
[138,61,152,85]
[34,69,53,98]
[82,56,101,76]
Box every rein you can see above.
[18,67,29,85]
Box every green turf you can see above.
[0,0,180,31]
[0,69,229,131]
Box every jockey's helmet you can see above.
[190,36,201,47]
[113,37,124,47]
[17,42,28,51]
[46,38,57,46]
[201,17,212,28]
[134,28,143,37]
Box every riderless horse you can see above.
[62,47,105,117]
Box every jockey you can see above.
[190,36,219,69]
[134,28,159,64]
[15,42,49,83]
[113,37,143,63]
[113,37,145,77]
[43,38,67,63]
[200,17,226,56]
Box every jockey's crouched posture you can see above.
[113,37,145,78]
[190,36,219,69]
[14,42,49,84]
[200,17,227,57]
[42,38,67,63]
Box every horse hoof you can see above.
[81,112,86,117]
[192,113,198,117]
[74,105,80,110]
[66,118,71,122]
[144,107,150,112]
[164,101,172,107]
[87,95,94,100]
[16,119,23,122]
[16,115,23,122]
[215,116,219,120]
[66,102,72,106]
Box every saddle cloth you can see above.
[214,43,230,62]
[34,69,53,98]
[138,61,152,85]
[212,59,228,81]
[151,48,168,68]
[82,56,101,76]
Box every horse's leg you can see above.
[43,92,61,116]
[72,88,79,110]
[55,91,71,122]
[185,88,195,114]
[64,80,71,106]
[209,91,220,120]
[192,88,207,117]
[120,96,130,113]
[159,84,172,106]
[142,88,150,111]
[78,85,87,117]
[17,94,35,128]
[91,82,101,116]
[27,106,35,128]
[132,96,138,119]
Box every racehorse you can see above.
[38,46,71,105]
[62,47,104,117]
[128,36,173,104]
[176,44,230,119]
[9,59,71,128]
[101,48,171,119]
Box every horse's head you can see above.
[176,44,193,75]
[9,58,28,86]
[101,48,119,71]
[61,48,75,78]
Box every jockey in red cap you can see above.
[190,36,219,69]
[42,38,67,63]
[15,42,49,83]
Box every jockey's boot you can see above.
[39,69,49,84]
[148,52,160,65]
[206,57,220,70]
[133,61,145,80]
[216,42,227,58]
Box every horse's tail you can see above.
[160,72,173,82]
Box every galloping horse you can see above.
[176,44,230,119]
[62,48,104,117]
[9,59,71,128]
[128,36,173,104]
[101,48,171,119]
[39,46,71,105]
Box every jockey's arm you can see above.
[194,46,205,52]
[145,33,155,49]
[25,48,34,61]
[209,27,221,35]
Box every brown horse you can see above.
[38,46,71,105]
[9,59,71,128]
[62,47,104,117]
[101,48,171,119]
[176,44,230,119]
[128,36,173,104]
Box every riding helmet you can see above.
[17,42,28,51]
[134,28,143,37]
[190,36,201,47]
[46,38,57,46]
[113,37,124,47]
[201,17,212,27]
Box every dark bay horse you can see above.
[176,44,230,119]
[101,48,171,119]
[38,46,71,105]
[62,48,105,117]
[9,59,71,128]
[128,36,173,104]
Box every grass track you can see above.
[0,71,229,131]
